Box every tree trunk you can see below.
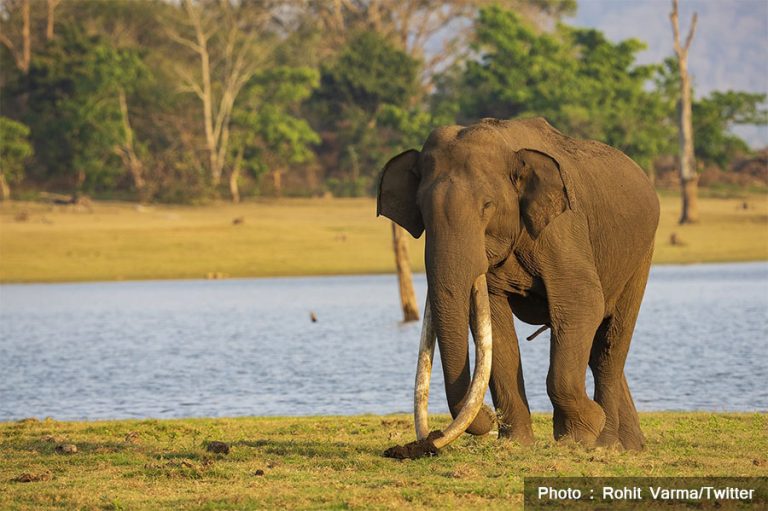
[46,0,61,41]
[392,222,420,322]
[117,88,146,199]
[0,174,10,201]
[677,76,699,223]
[681,173,699,223]
[271,169,282,198]
[229,147,243,204]
[0,0,31,74]
[671,0,699,224]
[21,0,30,74]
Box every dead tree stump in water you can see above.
[392,222,420,322]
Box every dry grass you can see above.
[0,193,766,283]
[0,413,765,510]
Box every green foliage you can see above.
[311,32,423,195]
[231,66,320,184]
[455,6,675,173]
[0,0,763,200]
[693,91,768,168]
[23,25,148,191]
[0,117,33,186]
[315,32,419,117]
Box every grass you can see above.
[0,413,765,510]
[0,193,766,283]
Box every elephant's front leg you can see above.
[487,292,534,445]
[537,212,607,445]
[548,321,605,445]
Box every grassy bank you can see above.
[0,413,765,510]
[0,193,766,283]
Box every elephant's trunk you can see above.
[414,274,494,448]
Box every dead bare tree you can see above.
[166,0,270,189]
[670,0,699,224]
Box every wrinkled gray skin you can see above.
[378,118,659,450]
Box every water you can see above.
[0,263,766,421]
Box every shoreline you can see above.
[1,259,766,286]
[2,195,766,283]
[2,410,765,425]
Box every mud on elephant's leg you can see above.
[487,293,534,445]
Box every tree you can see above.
[312,31,421,194]
[453,6,674,175]
[166,0,273,190]
[670,0,698,224]
[46,0,62,41]
[0,0,31,74]
[229,66,320,201]
[23,26,147,192]
[693,91,768,168]
[307,0,575,91]
[0,116,33,200]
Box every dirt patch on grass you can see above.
[12,469,52,483]
[383,430,443,460]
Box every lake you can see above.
[1,262,766,421]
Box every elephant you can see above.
[378,117,659,456]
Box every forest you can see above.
[1,0,766,204]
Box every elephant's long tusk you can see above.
[414,298,436,440]
[413,274,494,450]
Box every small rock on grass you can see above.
[254,469,265,476]
[206,441,230,454]
[55,444,77,454]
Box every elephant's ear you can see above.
[377,149,424,238]
[511,149,571,239]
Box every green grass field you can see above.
[1,413,765,510]
[0,193,766,283]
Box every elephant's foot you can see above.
[594,378,645,451]
[552,399,606,447]
[617,408,645,451]
[595,410,644,450]
[497,412,534,445]
[498,423,534,446]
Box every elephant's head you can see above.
[377,118,571,450]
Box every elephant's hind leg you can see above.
[589,253,651,451]
[488,293,534,445]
